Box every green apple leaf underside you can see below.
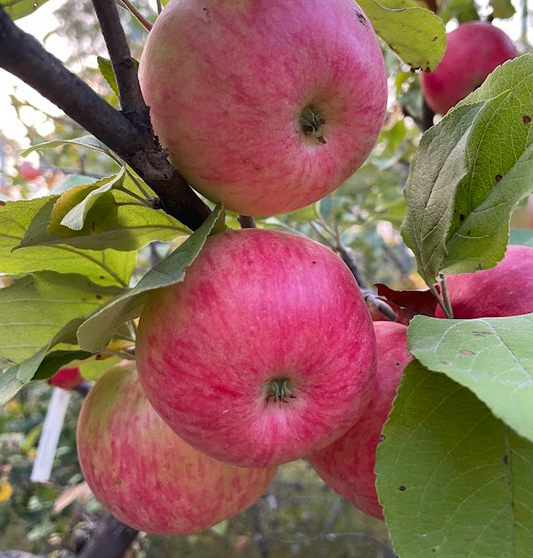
[0,319,93,405]
[408,314,533,444]
[0,197,135,286]
[97,56,120,97]
[358,0,446,71]
[77,204,224,353]
[376,361,533,558]
[510,228,533,247]
[22,135,123,165]
[0,0,50,20]
[402,54,533,284]
[0,271,124,365]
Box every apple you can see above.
[19,161,42,181]
[420,22,516,115]
[77,363,276,535]
[138,0,387,216]
[435,244,533,319]
[136,229,377,468]
[48,367,84,390]
[308,321,412,519]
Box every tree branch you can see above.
[92,0,149,118]
[0,6,210,231]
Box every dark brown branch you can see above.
[92,0,149,119]
[77,513,138,558]
[0,6,210,231]
[238,215,257,228]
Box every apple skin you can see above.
[77,363,276,535]
[136,229,377,468]
[420,22,516,115]
[138,0,387,216]
[435,245,533,319]
[48,367,83,390]
[19,161,42,181]
[308,321,412,519]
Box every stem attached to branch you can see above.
[0,6,210,231]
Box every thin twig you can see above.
[428,283,451,318]
[117,0,153,32]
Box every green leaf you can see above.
[0,368,23,407]
[358,0,446,71]
[408,313,533,444]
[0,317,88,404]
[401,101,486,283]
[22,135,122,165]
[32,350,94,381]
[0,271,124,364]
[490,0,516,18]
[97,56,140,97]
[16,175,188,252]
[402,54,533,282]
[78,356,121,381]
[510,228,533,247]
[97,57,119,97]
[77,204,224,352]
[0,0,50,19]
[57,169,125,231]
[0,197,135,286]
[376,361,533,558]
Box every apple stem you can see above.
[429,281,454,319]
[265,378,296,404]
[300,106,327,144]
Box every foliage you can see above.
[1,0,533,556]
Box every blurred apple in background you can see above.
[420,22,516,115]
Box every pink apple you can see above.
[138,0,387,216]
[77,363,276,535]
[308,321,412,519]
[435,245,533,319]
[136,229,377,468]
[19,161,42,181]
[48,367,84,390]
[420,22,516,115]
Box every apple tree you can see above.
[1,0,533,556]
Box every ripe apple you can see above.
[77,363,276,535]
[136,229,377,468]
[308,321,412,519]
[48,367,83,390]
[420,22,516,115]
[138,0,387,216]
[19,161,42,181]
[435,245,533,319]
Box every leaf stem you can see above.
[439,274,454,319]
[117,0,153,32]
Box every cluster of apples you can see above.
[75,0,522,537]
[77,0,389,535]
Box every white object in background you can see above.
[31,387,72,483]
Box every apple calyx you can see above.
[265,377,296,404]
[300,106,326,144]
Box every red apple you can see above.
[435,245,533,319]
[420,22,516,115]
[138,0,387,216]
[48,367,83,390]
[77,363,276,535]
[308,321,412,519]
[19,161,42,181]
[136,229,377,468]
